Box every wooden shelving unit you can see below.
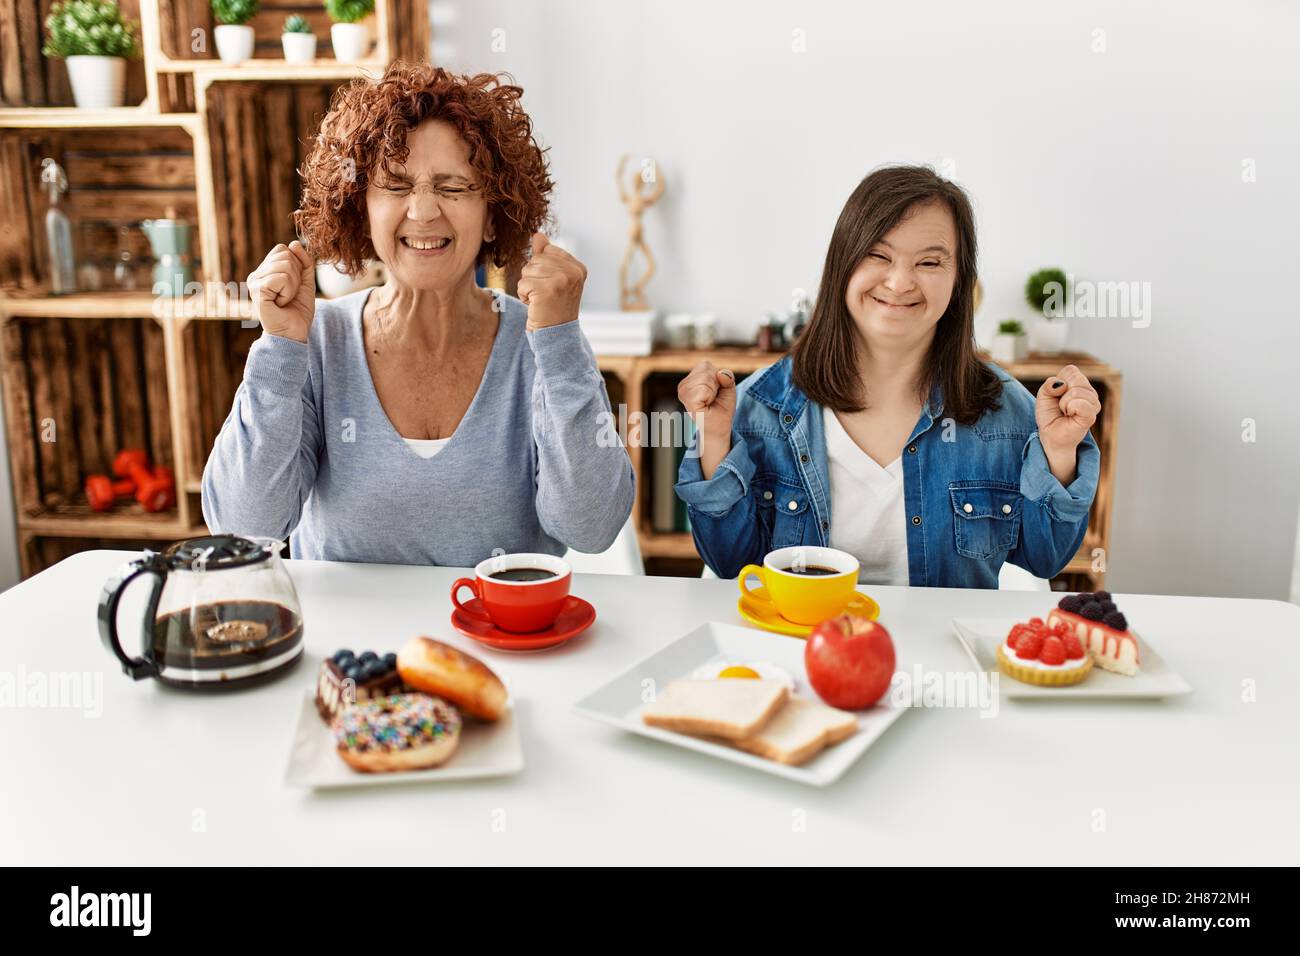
[597,347,1121,589]
[0,1,428,578]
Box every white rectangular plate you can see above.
[951,617,1192,700]
[285,690,523,789]
[572,622,908,787]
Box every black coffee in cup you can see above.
[779,564,841,576]
[488,568,558,582]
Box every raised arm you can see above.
[1008,365,1103,577]
[201,241,324,540]
[518,233,634,552]
[673,362,771,577]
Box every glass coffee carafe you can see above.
[98,534,305,690]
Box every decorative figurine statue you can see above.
[616,154,665,311]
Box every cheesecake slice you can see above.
[316,649,407,724]
[1045,591,1140,677]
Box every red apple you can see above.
[804,615,896,710]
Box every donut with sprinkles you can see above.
[333,693,462,772]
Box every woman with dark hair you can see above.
[676,165,1100,587]
[202,62,633,565]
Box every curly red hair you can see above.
[294,61,553,276]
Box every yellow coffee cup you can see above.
[738,546,867,625]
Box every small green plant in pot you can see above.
[212,0,260,65]
[991,319,1028,365]
[281,14,317,63]
[1024,266,1070,353]
[325,0,375,63]
[42,0,141,109]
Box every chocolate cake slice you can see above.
[315,649,407,724]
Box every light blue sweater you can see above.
[201,287,634,566]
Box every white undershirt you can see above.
[402,436,451,459]
[822,407,910,586]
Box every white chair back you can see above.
[563,514,645,575]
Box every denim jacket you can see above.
[675,355,1100,588]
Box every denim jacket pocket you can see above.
[950,481,1022,559]
[754,472,810,549]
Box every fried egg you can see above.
[690,660,795,690]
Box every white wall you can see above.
[433,0,1300,599]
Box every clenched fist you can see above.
[248,240,316,344]
[1035,364,1102,484]
[517,233,587,332]
[678,361,737,479]
[679,360,737,434]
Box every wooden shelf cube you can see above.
[0,312,178,530]
[0,124,201,294]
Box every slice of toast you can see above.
[729,696,859,765]
[642,679,788,740]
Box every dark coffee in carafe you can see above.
[152,600,303,688]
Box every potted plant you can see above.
[326,0,374,63]
[212,0,260,65]
[281,14,316,63]
[990,319,1028,364]
[42,1,141,109]
[1024,266,1070,354]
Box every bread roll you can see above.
[397,636,508,721]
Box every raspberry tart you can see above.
[996,616,1093,686]
[1046,591,1140,677]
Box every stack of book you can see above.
[650,398,695,534]
[578,309,657,356]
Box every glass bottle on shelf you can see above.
[113,225,138,290]
[76,223,103,291]
[39,158,76,294]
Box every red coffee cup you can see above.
[451,553,572,633]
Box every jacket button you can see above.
[1002,503,1012,514]
[783,414,793,424]
[963,503,973,513]
[821,520,828,531]
[788,500,798,511]
[908,445,917,454]
[762,490,773,500]
[912,515,922,525]
[799,454,809,463]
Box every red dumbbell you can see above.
[111,448,176,513]
[85,474,137,512]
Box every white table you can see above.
[2,550,1297,865]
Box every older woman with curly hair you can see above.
[202,62,634,566]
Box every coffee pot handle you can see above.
[97,555,168,680]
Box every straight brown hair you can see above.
[791,165,1002,424]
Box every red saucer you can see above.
[451,595,596,651]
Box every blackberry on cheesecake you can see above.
[1046,592,1140,676]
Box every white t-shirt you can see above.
[822,407,910,586]
[402,436,451,459]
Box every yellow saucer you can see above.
[736,586,880,638]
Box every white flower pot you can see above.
[315,259,385,298]
[281,32,317,64]
[214,24,255,65]
[1027,318,1070,354]
[331,22,372,63]
[990,333,1028,365]
[65,56,126,109]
